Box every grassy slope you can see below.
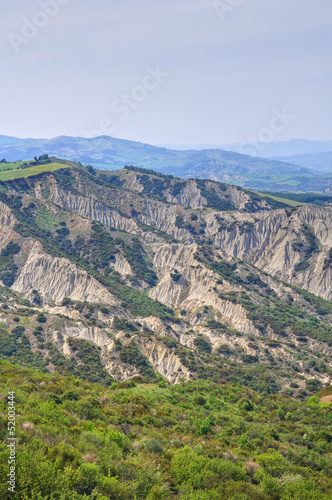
[0,162,25,172]
[252,191,305,207]
[0,163,66,181]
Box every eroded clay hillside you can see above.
[0,160,332,395]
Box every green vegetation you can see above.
[116,341,156,381]
[324,248,332,271]
[195,180,236,211]
[294,224,319,272]
[253,191,303,207]
[175,215,197,234]
[237,290,332,346]
[0,321,46,371]
[194,248,243,285]
[138,174,172,199]
[193,336,212,354]
[1,361,332,499]
[113,318,140,333]
[261,191,332,206]
[0,241,20,287]
[121,237,157,286]
[0,317,114,386]
[0,161,25,173]
[67,337,114,386]
[124,165,177,180]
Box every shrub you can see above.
[145,438,163,454]
[37,313,47,323]
[256,452,285,477]
[76,463,101,495]
[171,447,209,489]
[62,297,73,306]
[194,336,212,354]
[305,379,323,392]
[11,325,25,339]
[108,429,126,449]
[194,396,207,406]
[94,477,129,500]
[62,389,80,401]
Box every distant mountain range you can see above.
[1,134,332,191]
[159,139,332,177]
[159,138,332,156]
[269,152,332,174]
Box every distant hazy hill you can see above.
[2,134,332,191]
[161,139,332,157]
[251,139,332,157]
[269,151,332,174]
[0,134,316,188]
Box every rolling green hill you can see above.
[1,134,329,191]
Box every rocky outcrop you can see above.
[139,340,190,384]
[119,170,145,193]
[165,180,207,208]
[226,185,270,211]
[50,186,138,233]
[207,206,332,300]
[0,201,18,250]
[2,164,332,389]
[62,325,112,347]
[111,253,133,276]
[138,201,194,242]
[118,171,271,211]
[149,243,259,334]
[12,244,118,305]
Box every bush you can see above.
[62,297,73,306]
[171,447,209,489]
[11,325,25,339]
[94,477,129,500]
[108,429,126,449]
[76,463,101,495]
[305,379,323,392]
[37,313,47,323]
[256,452,285,477]
[194,396,207,406]
[194,336,212,354]
[145,438,163,454]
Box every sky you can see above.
[1,0,332,145]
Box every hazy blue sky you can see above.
[1,0,332,144]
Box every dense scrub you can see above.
[1,361,332,499]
